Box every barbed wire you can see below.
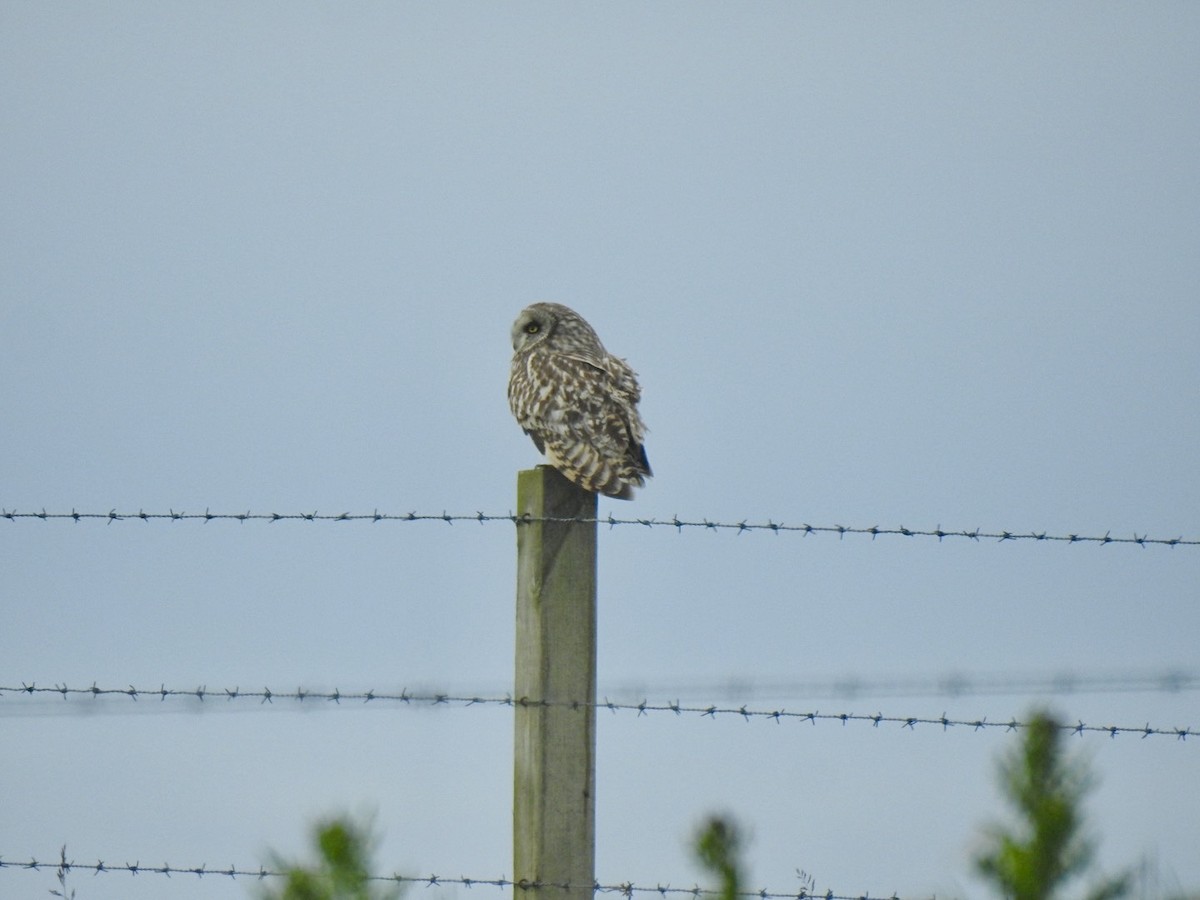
[0,856,920,900]
[1,683,1191,740]
[2,508,1195,547]
[607,669,1200,700]
[2,669,1192,711]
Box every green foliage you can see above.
[258,816,403,900]
[694,816,744,900]
[51,845,76,900]
[975,710,1130,900]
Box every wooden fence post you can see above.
[514,465,598,900]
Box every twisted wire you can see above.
[609,669,1199,700]
[1,508,1194,547]
[0,856,920,900]
[1,683,1191,740]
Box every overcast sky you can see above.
[2,4,1198,900]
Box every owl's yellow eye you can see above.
[525,322,540,334]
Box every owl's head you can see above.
[510,302,602,356]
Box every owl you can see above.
[508,302,652,500]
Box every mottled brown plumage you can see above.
[508,302,651,499]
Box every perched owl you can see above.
[508,302,652,500]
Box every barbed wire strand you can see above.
[0,670,1193,706]
[0,857,919,900]
[606,669,1200,699]
[1,684,1191,740]
[2,508,1195,547]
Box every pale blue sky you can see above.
[2,4,1198,900]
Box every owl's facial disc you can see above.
[512,310,552,351]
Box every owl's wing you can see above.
[567,355,648,471]
[604,355,642,405]
[525,429,546,455]
[557,352,608,375]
